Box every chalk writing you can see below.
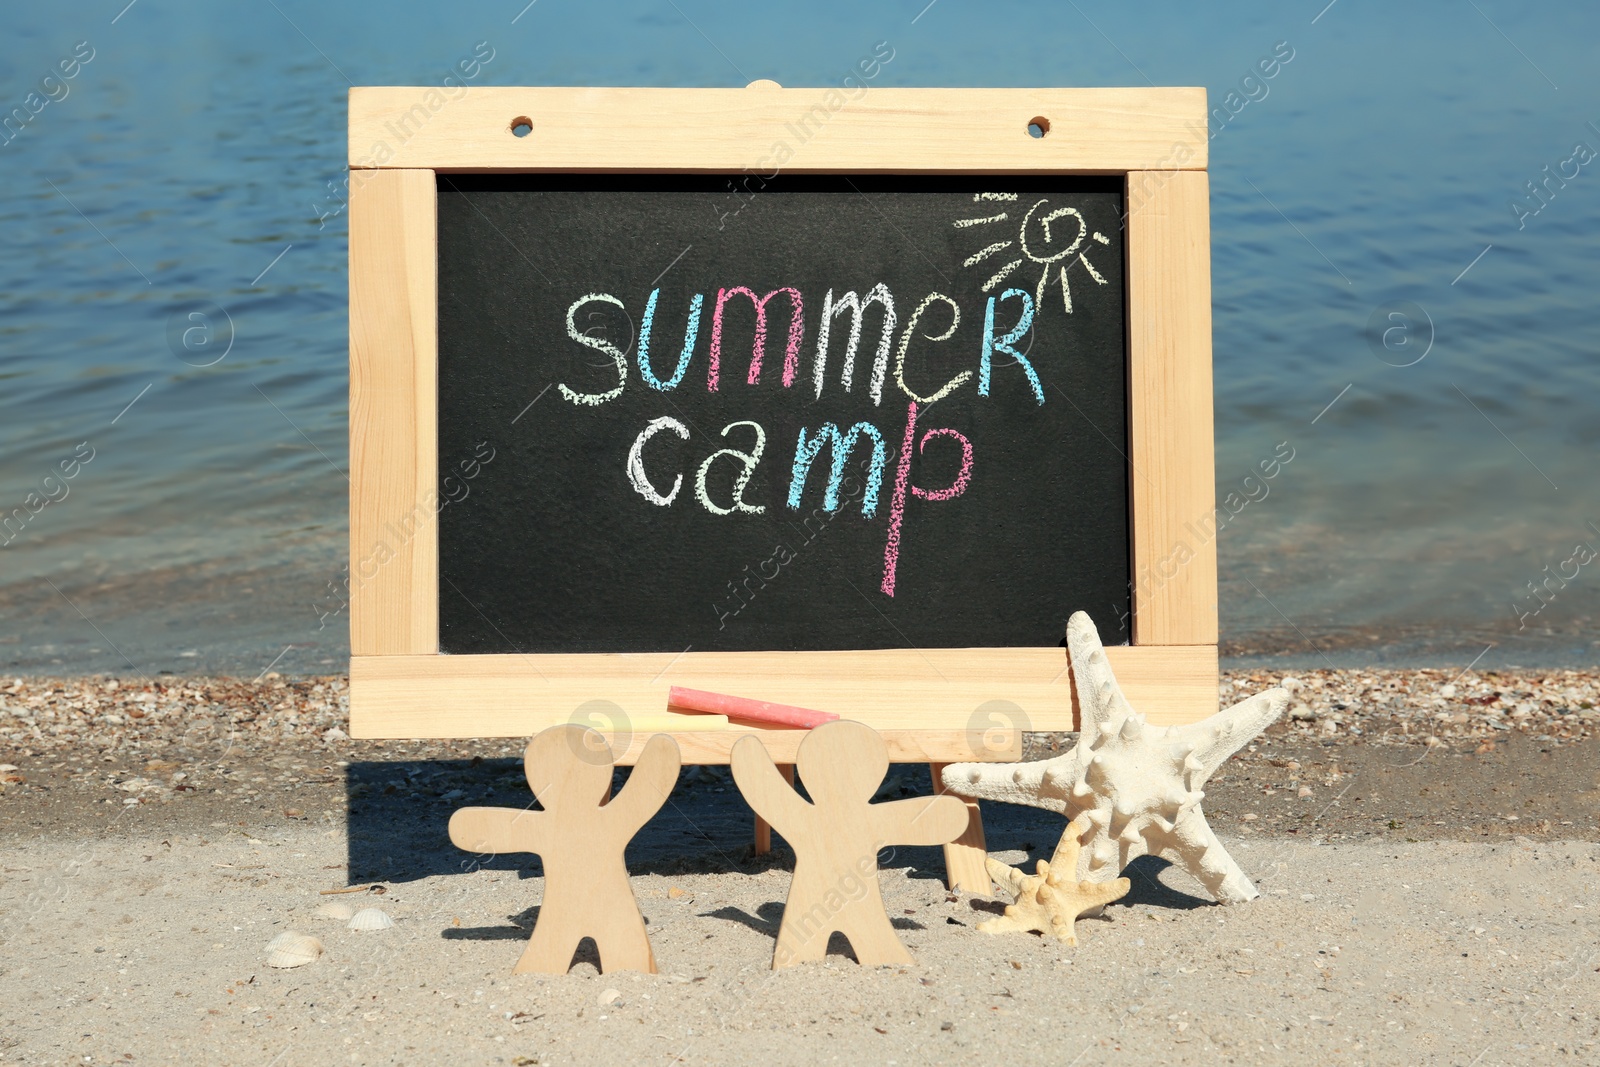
[457,181,1125,622]
[554,222,1097,597]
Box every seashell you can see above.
[264,931,323,968]
[347,907,394,931]
[315,901,355,921]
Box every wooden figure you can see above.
[448,724,681,974]
[731,720,970,968]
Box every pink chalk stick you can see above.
[667,686,838,729]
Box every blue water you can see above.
[2,0,1598,676]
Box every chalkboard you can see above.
[436,175,1130,655]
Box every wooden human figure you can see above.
[448,724,680,975]
[731,720,969,968]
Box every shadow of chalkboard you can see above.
[344,759,809,883]
[435,174,1131,655]
[343,756,1053,885]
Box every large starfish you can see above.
[979,812,1129,944]
[942,612,1287,904]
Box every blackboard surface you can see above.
[436,175,1130,654]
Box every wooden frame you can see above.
[348,85,1217,753]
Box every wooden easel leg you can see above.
[754,764,795,854]
[929,762,989,893]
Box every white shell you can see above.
[347,907,394,931]
[315,901,355,921]
[264,932,324,968]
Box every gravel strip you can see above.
[1225,666,1600,750]
[2,667,1597,768]
[2,670,1596,857]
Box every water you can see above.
[2,0,1597,676]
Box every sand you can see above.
[3,670,1600,1065]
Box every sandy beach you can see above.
[7,4,1600,1065]
[3,669,1599,1065]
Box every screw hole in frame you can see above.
[1027,116,1050,138]
[510,116,533,138]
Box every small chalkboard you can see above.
[346,85,1219,750]
[436,175,1129,654]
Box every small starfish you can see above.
[979,812,1129,944]
[943,612,1287,903]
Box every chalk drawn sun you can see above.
[953,192,1112,313]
